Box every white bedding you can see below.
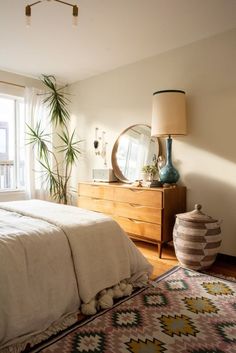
[0,200,152,351]
[0,206,79,350]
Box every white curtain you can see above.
[24,87,51,200]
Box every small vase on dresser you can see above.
[78,182,186,258]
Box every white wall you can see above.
[69,28,236,256]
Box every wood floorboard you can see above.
[135,240,236,279]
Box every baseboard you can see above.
[217,253,236,265]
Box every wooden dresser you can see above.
[78,182,186,258]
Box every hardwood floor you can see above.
[135,240,236,279]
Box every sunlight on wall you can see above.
[175,140,236,188]
[69,29,236,255]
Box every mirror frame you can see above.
[111,124,161,183]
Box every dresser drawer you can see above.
[113,216,161,242]
[113,201,162,224]
[78,196,114,215]
[78,183,114,200]
[113,187,162,208]
[78,182,186,258]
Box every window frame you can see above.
[0,94,25,192]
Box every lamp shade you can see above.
[151,90,187,137]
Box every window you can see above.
[0,95,25,191]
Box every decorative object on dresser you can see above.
[151,89,187,184]
[78,182,186,258]
[111,124,160,183]
[141,163,159,182]
[173,204,222,270]
[92,168,118,182]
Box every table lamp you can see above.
[151,89,187,184]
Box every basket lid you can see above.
[176,204,218,223]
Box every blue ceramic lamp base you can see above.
[159,136,180,184]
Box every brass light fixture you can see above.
[25,0,79,27]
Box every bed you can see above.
[0,200,152,352]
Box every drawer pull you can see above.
[129,203,144,208]
[129,188,144,193]
[128,218,142,224]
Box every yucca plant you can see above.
[27,75,82,204]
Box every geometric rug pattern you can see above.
[34,267,236,353]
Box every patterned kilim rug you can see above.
[32,266,236,353]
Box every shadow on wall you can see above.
[184,173,236,256]
[186,90,236,165]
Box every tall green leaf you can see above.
[26,75,82,204]
[41,75,70,127]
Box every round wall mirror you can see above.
[111,124,160,183]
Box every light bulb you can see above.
[72,5,78,26]
[26,16,31,27]
[73,15,78,27]
[25,5,31,27]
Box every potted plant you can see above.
[27,75,82,205]
[142,164,158,182]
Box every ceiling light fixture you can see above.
[25,0,79,27]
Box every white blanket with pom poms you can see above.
[0,200,153,350]
[0,199,152,304]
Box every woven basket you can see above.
[173,204,221,270]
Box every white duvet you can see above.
[0,200,152,351]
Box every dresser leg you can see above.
[158,243,163,258]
